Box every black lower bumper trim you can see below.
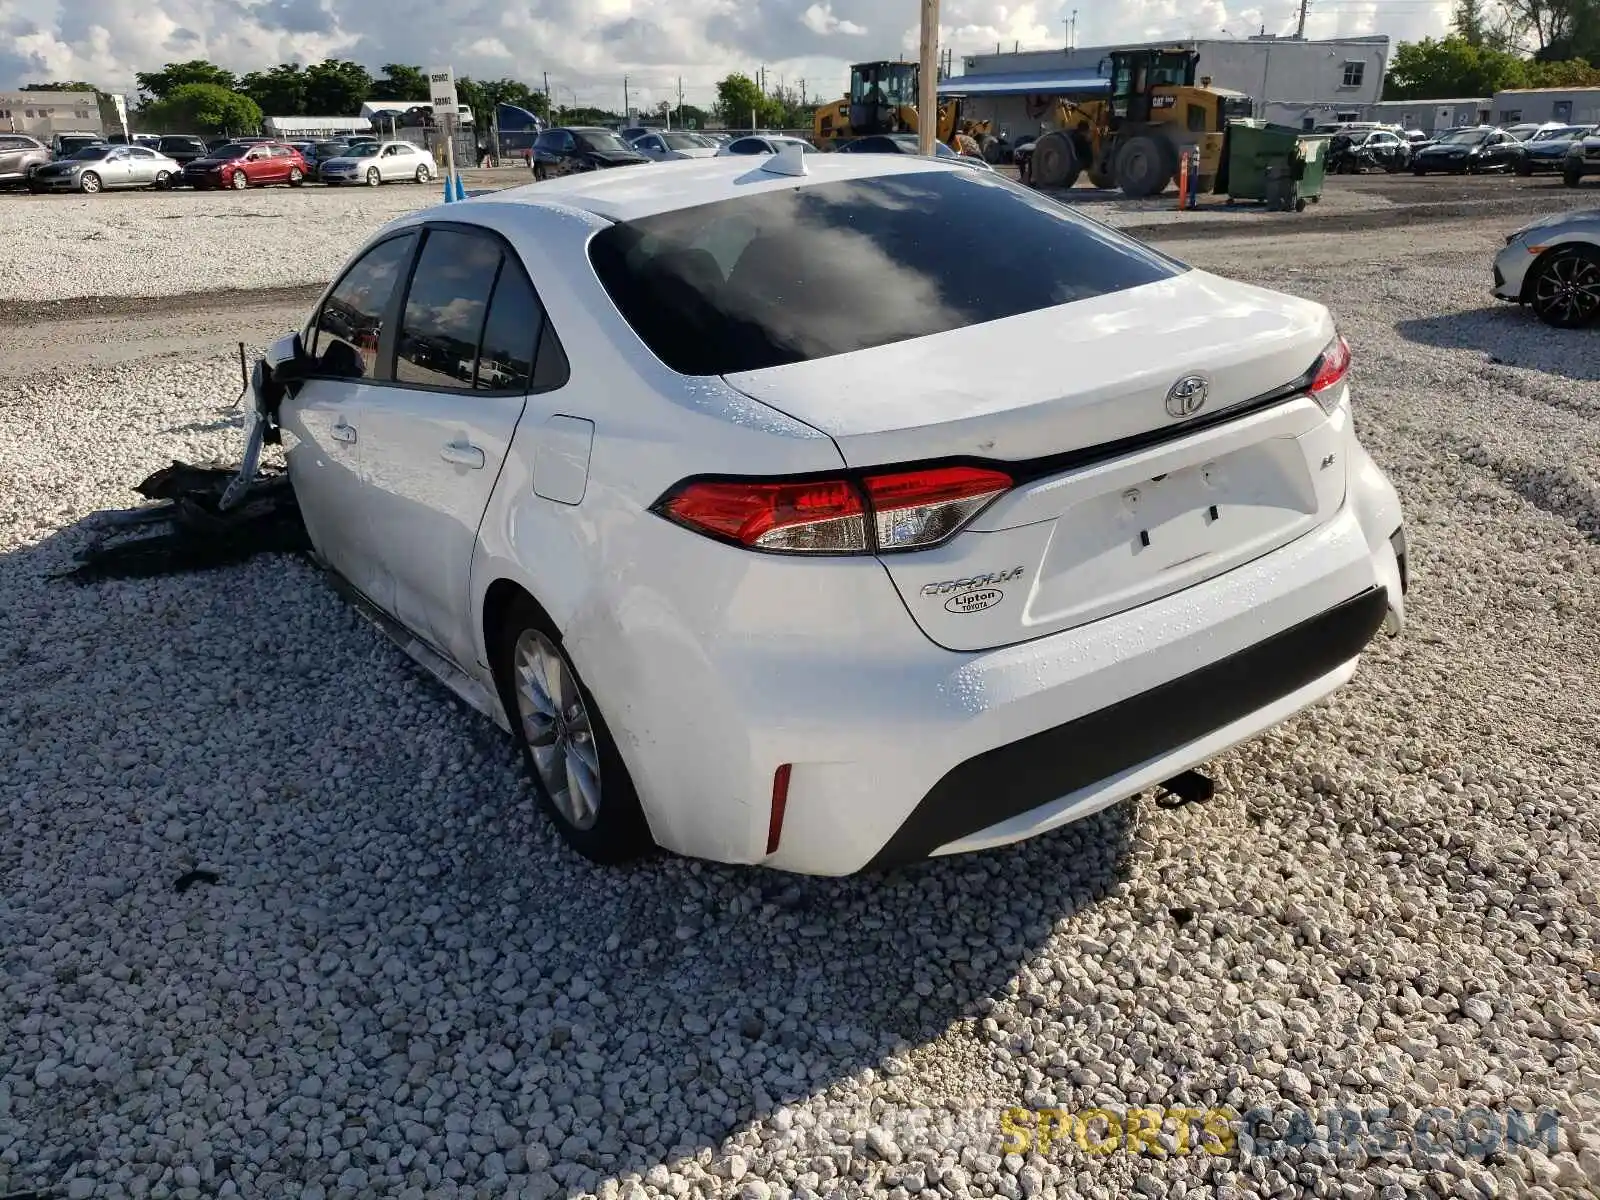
[867,586,1390,870]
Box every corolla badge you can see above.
[1165,374,1210,419]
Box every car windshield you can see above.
[1437,129,1490,145]
[315,142,347,154]
[577,131,632,153]
[209,144,249,159]
[588,171,1183,376]
[159,138,202,151]
[1530,126,1580,141]
[70,146,112,160]
[663,132,709,150]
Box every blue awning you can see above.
[936,71,1110,98]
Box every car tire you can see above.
[533,163,548,181]
[1526,245,1600,329]
[154,170,171,188]
[492,594,653,865]
[1515,162,1532,176]
[79,171,101,194]
[230,170,248,190]
[415,164,431,183]
[1563,165,1583,188]
[366,167,381,187]
[288,167,304,187]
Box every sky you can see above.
[1,0,1453,112]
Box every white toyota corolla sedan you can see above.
[257,147,1407,875]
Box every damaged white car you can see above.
[235,149,1408,875]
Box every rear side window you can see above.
[476,261,545,392]
[394,229,500,391]
[311,232,417,377]
[588,170,1185,376]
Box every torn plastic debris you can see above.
[63,460,309,582]
[64,344,310,582]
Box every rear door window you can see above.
[588,170,1185,376]
[394,229,500,391]
[475,259,546,393]
[311,232,418,378]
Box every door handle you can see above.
[331,421,357,445]
[440,441,485,469]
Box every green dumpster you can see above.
[1213,121,1331,211]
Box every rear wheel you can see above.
[79,171,101,194]
[493,596,652,864]
[366,166,381,187]
[1527,245,1600,328]
[230,170,248,189]
[1115,135,1173,198]
[154,170,171,188]
[1029,131,1080,189]
[533,163,548,181]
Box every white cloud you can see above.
[0,0,1452,115]
[801,4,866,37]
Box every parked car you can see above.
[715,134,818,157]
[1500,121,1565,142]
[318,140,437,186]
[630,131,719,161]
[1514,125,1596,175]
[530,127,649,179]
[619,126,656,144]
[181,142,310,189]
[0,134,51,187]
[50,132,103,159]
[1410,127,1520,174]
[28,144,181,193]
[155,135,208,169]
[247,152,1407,874]
[1326,128,1411,174]
[836,133,996,171]
[1564,130,1600,187]
[303,140,351,177]
[1493,208,1600,327]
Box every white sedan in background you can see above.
[319,140,437,187]
[631,131,719,161]
[715,134,818,157]
[252,150,1406,875]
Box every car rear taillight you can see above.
[656,464,1013,555]
[1308,334,1351,414]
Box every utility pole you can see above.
[798,78,806,105]
[1070,9,1078,49]
[1294,0,1309,38]
[1063,20,1070,49]
[677,76,684,128]
[542,71,550,122]
[917,0,938,155]
[623,75,629,119]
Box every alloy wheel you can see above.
[80,171,101,193]
[511,629,602,831]
[415,165,431,183]
[366,167,380,187]
[1531,249,1600,327]
[231,171,247,189]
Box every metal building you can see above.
[0,90,106,140]
[1490,88,1600,125]
[949,35,1390,138]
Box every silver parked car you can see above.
[319,140,437,187]
[1493,208,1600,327]
[0,134,51,186]
[27,144,181,193]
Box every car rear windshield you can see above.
[587,170,1184,376]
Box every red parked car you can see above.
[180,141,309,190]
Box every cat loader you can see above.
[813,61,992,154]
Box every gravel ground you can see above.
[1,216,1597,1200]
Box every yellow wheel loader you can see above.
[813,61,992,154]
[1024,47,1254,197]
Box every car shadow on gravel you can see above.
[1396,306,1600,383]
[0,514,1139,1199]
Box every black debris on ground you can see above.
[62,460,310,583]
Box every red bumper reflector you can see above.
[766,763,792,855]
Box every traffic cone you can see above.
[453,172,466,202]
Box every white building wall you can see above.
[1490,88,1600,125]
[956,36,1389,137]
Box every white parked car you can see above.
[319,140,437,186]
[250,150,1407,875]
[631,130,720,161]
[1493,208,1600,327]
[715,134,818,157]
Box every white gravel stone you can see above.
[0,210,1595,1200]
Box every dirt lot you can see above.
[1,190,1597,1200]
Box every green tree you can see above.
[370,64,430,102]
[715,72,787,128]
[20,80,98,91]
[1528,55,1600,82]
[302,59,372,114]
[135,60,238,102]
[143,83,262,135]
[1452,0,1489,44]
[1382,36,1531,98]
[239,63,307,116]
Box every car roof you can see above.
[466,152,976,224]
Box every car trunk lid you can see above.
[723,271,1349,651]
